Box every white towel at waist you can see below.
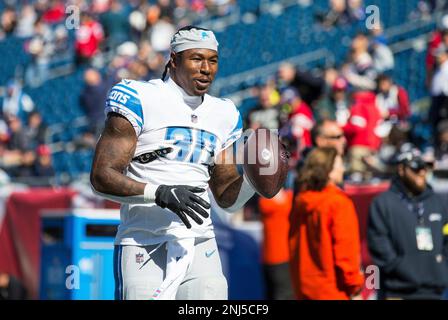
[150,238,195,300]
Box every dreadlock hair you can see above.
[161,61,171,81]
[161,25,212,80]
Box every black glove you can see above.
[155,185,210,229]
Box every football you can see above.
[242,128,290,198]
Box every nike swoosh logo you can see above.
[170,188,180,203]
[205,249,216,258]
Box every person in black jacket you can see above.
[367,146,448,300]
[0,273,27,300]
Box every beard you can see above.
[402,175,426,196]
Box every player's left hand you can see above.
[155,185,210,228]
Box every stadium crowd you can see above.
[0,0,237,182]
[1,0,447,184]
[0,0,447,300]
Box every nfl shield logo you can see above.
[135,253,144,264]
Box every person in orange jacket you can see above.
[259,188,295,300]
[289,147,364,300]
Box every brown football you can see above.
[242,128,290,198]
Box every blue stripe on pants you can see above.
[113,245,123,300]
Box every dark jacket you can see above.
[367,177,448,299]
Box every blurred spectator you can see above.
[34,144,55,178]
[25,111,48,149]
[6,115,30,152]
[376,74,411,121]
[52,24,70,56]
[428,45,448,145]
[316,0,351,28]
[370,38,394,74]
[15,149,36,178]
[80,68,115,136]
[430,45,448,144]
[172,0,195,25]
[281,87,314,151]
[363,123,411,178]
[293,120,347,193]
[149,16,176,53]
[158,0,175,20]
[0,272,27,300]
[75,12,104,65]
[426,16,448,86]
[0,147,22,174]
[322,67,339,92]
[205,0,237,17]
[247,84,281,130]
[129,4,148,42]
[259,188,295,300]
[434,120,448,175]
[277,63,324,107]
[368,146,448,300]
[191,0,207,15]
[15,5,37,38]
[1,80,35,120]
[289,147,364,300]
[100,0,130,50]
[436,120,448,161]
[368,21,394,74]
[0,118,22,172]
[0,7,17,40]
[92,0,113,14]
[370,21,387,46]
[136,40,165,79]
[343,91,383,181]
[25,17,56,86]
[146,3,162,29]
[311,120,347,156]
[342,33,377,91]
[127,59,151,81]
[423,0,448,13]
[315,76,350,126]
[347,0,365,22]
[42,0,65,25]
[108,40,144,80]
[0,119,8,145]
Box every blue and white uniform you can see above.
[105,77,242,246]
[107,77,242,300]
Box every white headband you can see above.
[170,28,219,53]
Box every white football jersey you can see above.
[105,77,243,246]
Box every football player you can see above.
[90,26,258,300]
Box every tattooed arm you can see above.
[209,146,244,209]
[91,113,210,226]
[209,141,256,211]
[90,112,146,196]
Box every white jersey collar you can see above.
[165,77,204,109]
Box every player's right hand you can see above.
[155,185,210,228]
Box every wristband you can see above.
[144,183,159,203]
